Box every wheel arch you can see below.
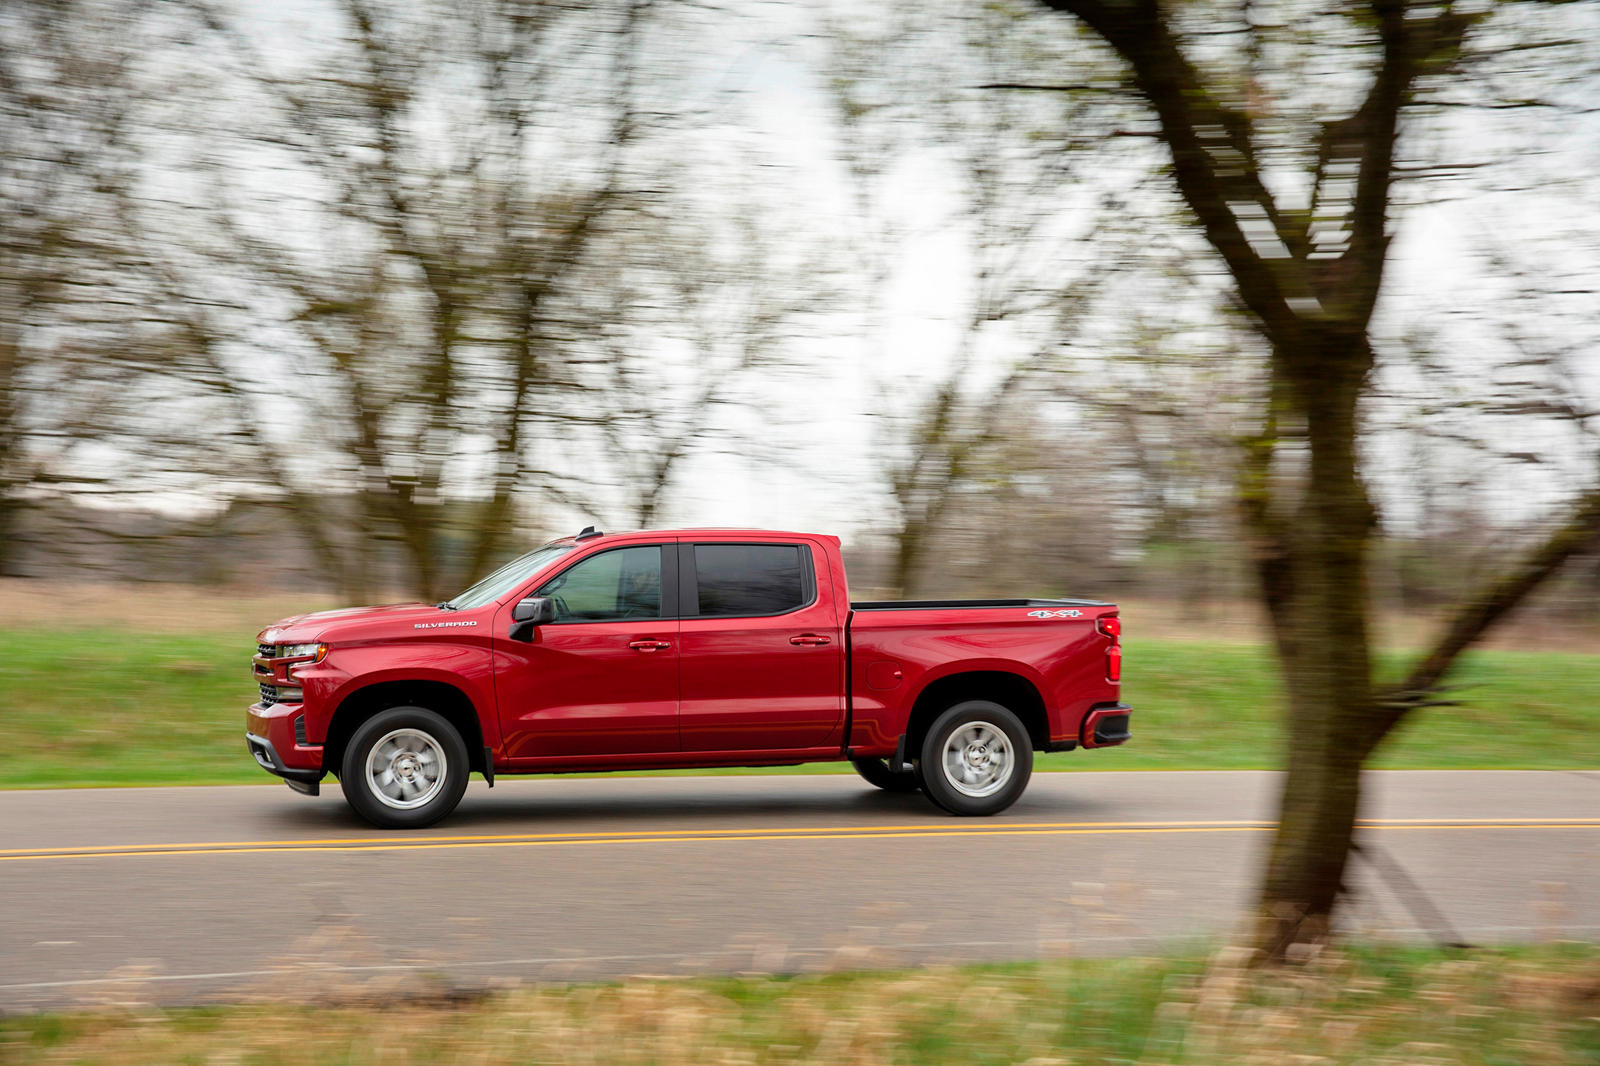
[324,679,487,777]
[903,670,1049,758]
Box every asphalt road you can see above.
[2,770,1597,1013]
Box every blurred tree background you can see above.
[4,0,1600,954]
[1028,0,1600,954]
[5,0,1597,614]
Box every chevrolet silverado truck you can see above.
[248,527,1130,827]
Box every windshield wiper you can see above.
[434,601,456,610]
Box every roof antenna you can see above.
[575,525,604,540]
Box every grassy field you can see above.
[2,945,1596,1065]
[1,621,1597,788]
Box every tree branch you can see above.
[1339,0,1412,321]
[1385,479,1600,711]
[973,82,1111,92]
[1037,0,1304,348]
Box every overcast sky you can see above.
[120,0,1600,549]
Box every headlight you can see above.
[280,643,327,662]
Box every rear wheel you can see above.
[849,756,922,793]
[340,706,469,829]
[918,700,1032,816]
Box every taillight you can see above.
[1098,614,1121,683]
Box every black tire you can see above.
[849,756,922,793]
[917,700,1033,816]
[340,705,470,829]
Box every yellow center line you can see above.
[7,815,1599,857]
[0,820,1595,863]
[0,819,1274,857]
[6,816,1593,858]
[0,816,1280,857]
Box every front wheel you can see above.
[850,756,922,793]
[340,706,470,829]
[918,700,1032,816]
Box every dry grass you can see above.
[0,579,350,635]
[3,946,1597,1065]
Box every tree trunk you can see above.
[892,516,927,598]
[392,489,440,604]
[0,336,21,577]
[1257,676,1378,954]
[0,488,20,577]
[1254,331,1384,956]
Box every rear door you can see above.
[677,539,844,752]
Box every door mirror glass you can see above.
[512,597,557,624]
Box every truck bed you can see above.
[842,596,1120,757]
[850,597,1110,610]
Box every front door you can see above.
[494,543,679,759]
[677,541,844,752]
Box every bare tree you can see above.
[566,194,824,529]
[822,0,1145,595]
[166,0,676,599]
[0,0,236,575]
[0,1,134,573]
[1031,0,1600,955]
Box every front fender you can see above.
[292,640,500,748]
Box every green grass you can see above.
[1056,639,1600,771]
[2,945,1596,1064]
[0,629,1596,788]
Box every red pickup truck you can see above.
[248,527,1129,827]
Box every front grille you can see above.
[258,642,275,657]
[258,682,279,707]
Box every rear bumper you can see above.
[1080,702,1133,749]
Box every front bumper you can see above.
[246,703,325,793]
[245,731,325,795]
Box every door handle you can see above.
[629,640,671,652]
[789,634,831,646]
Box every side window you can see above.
[692,543,809,617]
[536,545,662,622]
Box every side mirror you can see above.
[512,597,557,624]
[509,596,556,642]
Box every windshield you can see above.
[444,544,574,610]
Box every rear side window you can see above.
[536,545,662,622]
[691,543,810,617]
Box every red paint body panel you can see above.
[845,606,1119,755]
[250,620,502,772]
[246,703,321,770]
[678,535,845,752]
[494,616,681,759]
[502,746,842,773]
[247,528,1127,782]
